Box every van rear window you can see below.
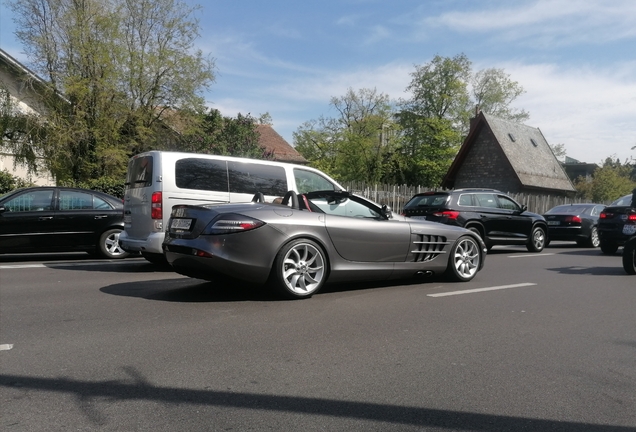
[176,158,228,191]
[126,156,153,189]
[228,162,287,196]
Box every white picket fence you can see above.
[342,182,590,214]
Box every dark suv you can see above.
[402,189,547,252]
[598,192,636,254]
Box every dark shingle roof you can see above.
[445,112,575,192]
[256,124,307,164]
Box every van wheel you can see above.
[98,229,129,259]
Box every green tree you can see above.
[180,109,272,159]
[574,158,636,202]
[6,0,214,183]
[397,54,529,186]
[294,88,401,183]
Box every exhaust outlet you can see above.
[415,270,434,278]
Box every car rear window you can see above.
[405,194,449,208]
[545,205,591,214]
[609,194,632,206]
[126,155,154,189]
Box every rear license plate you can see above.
[548,221,560,226]
[622,224,636,235]
[171,218,192,230]
[411,216,427,220]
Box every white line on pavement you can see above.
[0,344,14,351]
[508,253,555,258]
[0,260,144,270]
[428,282,538,297]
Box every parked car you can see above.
[542,203,605,247]
[0,186,129,259]
[623,236,636,275]
[401,189,547,252]
[598,193,636,254]
[119,151,345,265]
[163,190,487,299]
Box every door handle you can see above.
[38,216,53,221]
[94,215,109,219]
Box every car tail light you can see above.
[203,214,265,235]
[564,215,582,223]
[432,210,460,220]
[628,214,636,222]
[600,211,611,219]
[151,192,162,219]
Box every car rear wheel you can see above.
[271,239,327,299]
[622,239,636,275]
[526,226,546,252]
[98,228,129,259]
[586,226,600,248]
[446,236,480,282]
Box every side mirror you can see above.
[0,206,5,213]
[381,204,392,219]
[521,204,528,212]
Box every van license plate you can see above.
[622,224,636,235]
[171,218,192,230]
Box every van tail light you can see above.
[151,192,162,219]
[432,210,460,220]
[564,215,582,223]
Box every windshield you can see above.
[610,194,632,206]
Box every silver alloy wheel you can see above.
[452,237,480,279]
[281,242,325,295]
[532,229,545,250]
[103,230,127,257]
[590,227,600,247]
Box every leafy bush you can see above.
[0,169,34,194]
[58,177,126,198]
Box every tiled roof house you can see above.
[442,111,575,195]
[256,124,307,164]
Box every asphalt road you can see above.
[1,244,635,431]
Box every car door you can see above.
[472,193,510,238]
[310,193,411,262]
[54,189,117,248]
[0,188,56,252]
[495,194,532,240]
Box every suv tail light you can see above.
[432,210,460,220]
[628,214,636,222]
[600,212,610,219]
[151,192,162,219]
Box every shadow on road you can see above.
[547,265,626,276]
[0,370,632,432]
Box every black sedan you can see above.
[163,190,487,299]
[0,186,129,258]
[542,203,605,247]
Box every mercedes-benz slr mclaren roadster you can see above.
[163,190,487,299]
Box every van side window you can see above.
[176,159,228,191]
[126,155,154,189]
[228,162,287,196]
[294,169,336,194]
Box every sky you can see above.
[1,0,635,165]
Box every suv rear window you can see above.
[404,194,449,208]
[126,156,154,189]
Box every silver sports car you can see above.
[163,190,487,299]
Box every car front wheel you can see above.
[271,239,327,299]
[446,236,481,282]
[623,238,636,275]
[526,226,546,252]
[98,228,129,259]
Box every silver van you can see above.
[119,151,344,264]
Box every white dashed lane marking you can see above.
[0,344,14,351]
[508,253,555,258]
[428,283,538,297]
